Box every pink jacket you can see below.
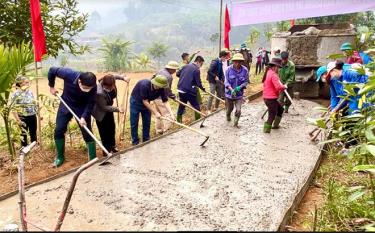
[263,69,286,99]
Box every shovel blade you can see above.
[200,136,209,147]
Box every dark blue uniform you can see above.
[130,79,167,145]
[176,63,205,116]
[48,67,97,142]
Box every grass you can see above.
[300,145,375,232]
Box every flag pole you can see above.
[219,0,223,53]
[34,61,42,149]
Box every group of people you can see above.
[11,49,252,168]
[12,41,371,168]
[316,42,372,116]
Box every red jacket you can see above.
[263,69,286,99]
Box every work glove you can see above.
[234,86,241,92]
[231,89,237,97]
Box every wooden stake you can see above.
[35,62,42,149]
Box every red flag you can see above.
[30,0,47,62]
[224,5,231,50]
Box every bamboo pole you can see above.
[219,0,223,52]
[35,62,42,149]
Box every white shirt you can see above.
[222,59,229,79]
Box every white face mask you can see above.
[79,84,91,92]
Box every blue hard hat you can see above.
[240,43,247,49]
[316,65,327,82]
[340,42,353,51]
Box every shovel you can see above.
[205,90,226,104]
[283,89,300,115]
[171,96,207,128]
[55,94,112,160]
[161,116,210,146]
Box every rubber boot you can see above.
[272,116,282,129]
[226,114,231,121]
[87,142,97,161]
[53,138,65,167]
[233,116,240,127]
[263,122,272,133]
[194,112,201,121]
[176,115,182,123]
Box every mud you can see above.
[287,36,321,65]
[0,99,322,231]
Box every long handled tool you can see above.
[309,101,347,141]
[205,90,225,104]
[283,89,300,115]
[161,116,209,146]
[171,97,207,128]
[261,109,268,120]
[55,94,112,157]
[121,82,130,140]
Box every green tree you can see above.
[147,42,169,69]
[0,0,88,57]
[135,53,151,70]
[99,38,134,72]
[245,27,260,48]
[0,42,34,160]
[264,24,274,42]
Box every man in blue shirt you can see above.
[176,55,206,123]
[206,51,228,113]
[130,75,173,145]
[48,67,97,167]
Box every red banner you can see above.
[224,5,231,49]
[29,0,47,62]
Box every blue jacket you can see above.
[224,65,249,100]
[207,58,227,84]
[330,69,368,114]
[176,63,204,96]
[48,67,97,119]
[359,52,373,65]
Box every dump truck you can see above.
[271,23,356,99]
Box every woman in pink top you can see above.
[262,58,287,133]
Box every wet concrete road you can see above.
[0,99,321,231]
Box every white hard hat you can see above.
[273,47,280,52]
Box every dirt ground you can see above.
[0,98,321,231]
[0,71,263,197]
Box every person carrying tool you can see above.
[92,74,130,156]
[10,76,38,147]
[262,58,287,133]
[180,50,202,105]
[48,67,97,167]
[325,60,369,115]
[130,75,173,145]
[340,42,363,64]
[224,53,249,127]
[278,51,296,113]
[176,55,206,123]
[152,61,179,135]
[206,50,229,113]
